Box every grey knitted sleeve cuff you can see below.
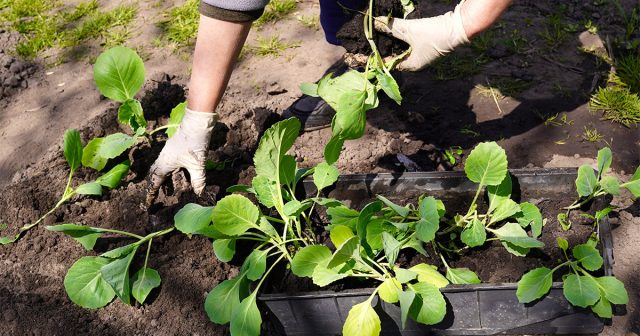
[199,0,269,22]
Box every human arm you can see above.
[374,0,512,71]
[146,12,253,205]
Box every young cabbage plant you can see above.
[173,118,343,336]
[300,0,408,165]
[293,193,482,336]
[47,224,173,308]
[448,142,545,257]
[83,46,186,171]
[517,237,628,318]
[559,147,640,230]
[0,129,130,245]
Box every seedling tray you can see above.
[260,168,614,335]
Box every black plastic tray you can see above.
[260,168,615,335]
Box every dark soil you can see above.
[1,0,640,335]
[0,31,37,100]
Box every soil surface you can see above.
[1,0,639,335]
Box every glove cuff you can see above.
[452,0,470,45]
[173,108,217,148]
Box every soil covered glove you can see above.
[374,0,469,71]
[147,108,217,204]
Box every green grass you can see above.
[254,0,297,27]
[297,15,319,30]
[537,9,575,49]
[613,54,640,93]
[582,126,604,143]
[429,53,490,80]
[470,30,496,54]
[252,35,299,57]
[589,87,640,127]
[158,0,199,49]
[2,0,137,58]
[502,28,529,54]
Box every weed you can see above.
[253,35,299,57]
[538,13,569,48]
[296,15,320,30]
[460,125,480,137]
[6,0,137,58]
[254,0,297,27]
[470,30,496,54]
[430,53,489,80]
[612,0,639,41]
[69,5,136,42]
[502,28,528,54]
[102,28,134,49]
[441,146,463,166]
[158,0,199,49]
[584,20,598,34]
[613,54,640,92]
[582,126,604,142]
[540,112,574,127]
[589,87,640,127]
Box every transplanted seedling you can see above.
[292,192,474,335]
[82,46,187,172]
[452,142,545,256]
[517,237,628,318]
[47,223,173,308]
[173,118,343,336]
[0,129,130,245]
[300,0,408,164]
[558,147,640,230]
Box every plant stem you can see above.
[148,124,179,135]
[142,238,153,270]
[467,184,484,217]
[263,215,285,224]
[99,227,145,240]
[254,253,286,292]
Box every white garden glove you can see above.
[147,108,217,204]
[374,0,469,71]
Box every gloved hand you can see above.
[146,108,217,205]
[374,0,469,71]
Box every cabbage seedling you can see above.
[517,237,628,318]
[442,142,545,257]
[174,118,343,336]
[558,147,640,230]
[300,0,408,164]
[83,47,186,171]
[0,129,129,245]
[47,224,173,307]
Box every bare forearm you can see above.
[460,0,512,39]
[187,15,251,112]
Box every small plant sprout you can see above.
[582,126,604,143]
[441,146,463,166]
[0,129,130,245]
[559,147,640,230]
[83,46,187,172]
[517,237,628,318]
[47,224,173,308]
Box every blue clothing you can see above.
[200,0,366,45]
[319,0,366,45]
